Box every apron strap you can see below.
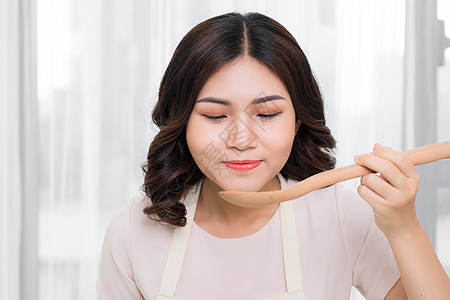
[156,180,202,299]
[278,175,303,294]
[280,201,303,293]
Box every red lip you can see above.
[223,160,262,172]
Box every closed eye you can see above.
[257,112,281,120]
[202,114,227,122]
[201,113,280,122]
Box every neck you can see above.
[194,175,281,238]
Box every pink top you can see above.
[97,179,400,300]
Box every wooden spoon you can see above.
[219,141,450,208]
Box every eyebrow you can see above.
[196,94,285,106]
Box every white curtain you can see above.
[1,0,39,298]
[0,1,21,300]
[2,0,448,299]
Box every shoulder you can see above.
[105,196,150,237]
[99,196,175,298]
[284,178,399,298]
[103,196,174,253]
[98,196,167,299]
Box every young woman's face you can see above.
[186,56,297,192]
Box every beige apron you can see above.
[156,174,305,300]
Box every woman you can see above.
[97,12,449,299]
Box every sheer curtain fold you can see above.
[19,1,39,299]
[1,0,37,299]
[0,0,21,298]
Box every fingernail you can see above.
[354,154,361,162]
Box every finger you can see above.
[374,148,418,180]
[373,143,391,152]
[357,184,388,209]
[360,172,397,200]
[354,153,404,188]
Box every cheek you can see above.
[269,127,296,153]
[186,116,220,157]
[260,114,296,157]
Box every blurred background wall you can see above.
[1,0,449,299]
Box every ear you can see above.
[295,120,302,133]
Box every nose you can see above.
[224,116,258,151]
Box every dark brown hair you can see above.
[142,12,336,227]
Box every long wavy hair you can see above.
[142,12,336,227]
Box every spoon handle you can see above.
[219,141,450,208]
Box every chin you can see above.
[210,174,275,193]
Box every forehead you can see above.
[197,56,289,102]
